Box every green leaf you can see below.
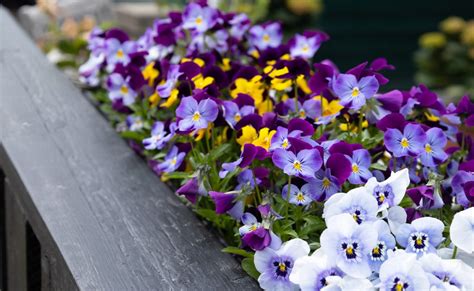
[120,131,145,142]
[209,143,233,160]
[221,246,253,258]
[165,171,191,180]
[241,258,260,280]
[370,162,387,171]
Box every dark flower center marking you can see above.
[409,232,429,253]
[391,277,409,291]
[374,185,393,205]
[341,241,359,260]
[273,260,292,278]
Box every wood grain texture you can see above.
[0,8,258,290]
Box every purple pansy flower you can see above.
[229,13,251,40]
[289,34,321,59]
[105,38,137,72]
[419,127,448,167]
[156,64,182,98]
[176,177,207,204]
[239,213,281,251]
[384,123,427,157]
[176,97,218,131]
[209,191,243,220]
[222,101,254,128]
[182,3,218,33]
[406,185,444,210]
[107,73,137,106]
[452,171,474,207]
[332,74,379,110]
[254,238,310,290]
[126,115,144,132]
[249,22,282,50]
[155,146,185,173]
[281,184,312,206]
[346,149,373,184]
[272,148,322,179]
[142,121,173,150]
[396,217,444,258]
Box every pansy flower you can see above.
[320,213,378,278]
[346,149,373,184]
[419,127,448,167]
[105,38,137,72]
[209,191,243,220]
[78,53,104,87]
[248,22,282,50]
[222,101,254,128]
[176,97,218,131]
[396,217,444,257]
[281,183,312,206]
[384,123,427,157]
[126,115,144,132]
[378,250,430,290]
[406,185,444,210]
[239,213,281,251]
[155,146,186,173]
[156,64,182,98]
[332,74,379,110]
[272,148,322,179]
[450,207,474,254]
[419,254,473,290]
[451,170,474,207]
[368,220,396,272]
[182,3,218,33]
[254,238,310,290]
[364,168,410,210]
[106,73,137,106]
[142,121,173,150]
[289,31,327,59]
[323,187,379,225]
[289,249,343,291]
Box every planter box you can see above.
[0,8,257,290]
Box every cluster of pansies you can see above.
[79,2,474,290]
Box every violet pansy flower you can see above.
[239,213,281,251]
[346,149,373,185]
[384,123,427,157]
[182,3,218,33]
[156,64,182,98]
[155,146,185,173]
[222,101,254,128]
[249,22,282,50]
[451,170,474,207]
[272,148,322,179]
[176,97,218,131]
[105,38,136,72]
[254,238,310,290]
[289,34,321,59]
[107,73,137,106]
[126,115,144,132]
[332,74,379,110]
[281,184,312,206]
[419,127,448,167]
[396,217,445,258]
[142,121,172,150]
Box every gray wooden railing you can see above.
[0,7,257,290]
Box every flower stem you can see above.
[285,175,292,218]
[451,246,458,259]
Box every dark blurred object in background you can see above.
[315,0,474,90]
[2,0,36,11]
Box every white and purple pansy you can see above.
[271,148,322,179]
[142,121,173,150]
[106,73,137,106]
[254,238,310,290]
[396,217,445,257]
[155,146,185,173]
[364,168,410,210]
[281,183,312,206]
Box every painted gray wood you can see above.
[0,7,257,290]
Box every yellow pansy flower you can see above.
[193,74,214,89]
[236,125,258,146]
[142,62,159,87]
[149,92,160,107]
[160,88,179,108]
[252,128,276,151]
[231,76,264,104]
[257,99,273,115]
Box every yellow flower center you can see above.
[372,247,380,255]
[296,192,305,202]
[195,16,203,25]
[346,246,354,255]
[192,112,201,122]
[322,178,331,188]
[278,263,286,272]
[299,109,306,118]
[293,161,302,171]
[116,49,124,58]
[263,34,270,42]
[425,144,432,153]
[351,87,360,97]
[120,85,129,94]
[282,139,289,149]
[302,45,309,52]
[400,138,409,148]
[234,113,241,122]
[352,164,359,173]
[170,157,177,165]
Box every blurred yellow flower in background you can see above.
[419,32,447,49]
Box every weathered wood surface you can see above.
[0,7,257,290]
